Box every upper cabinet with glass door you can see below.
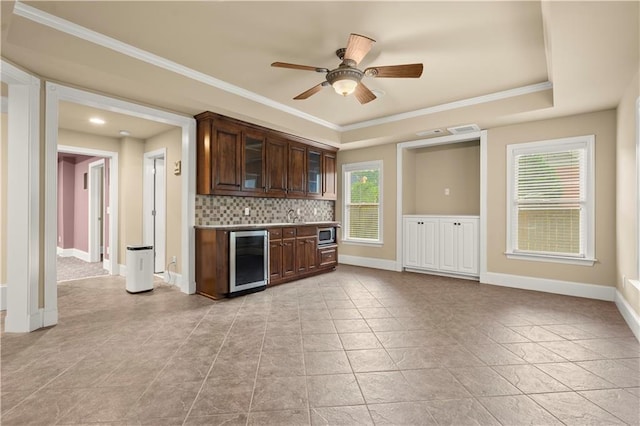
[195,111,338,200]
[242,130,266,194]
[307,150,322,198]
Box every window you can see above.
[506,136,595,265]
[343,161,382,244]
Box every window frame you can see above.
[342,160,383,246]
[505,135,595,266]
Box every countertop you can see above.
[194,221,341,230]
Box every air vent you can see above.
[447,124,480,134]
[416,128,444,137]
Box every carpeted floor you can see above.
[57,255,109,282]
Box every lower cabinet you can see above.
[318,245,338,268]
[269,225,337,286]
[403,215,478,277]
[196,225,339,298]
[195,228,229,299]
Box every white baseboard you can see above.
[164,271,182,287]
[0,284,6,311]
[119,264,126,277]
[405,267,479,281]
[338,254,399,272]
[615,290,640,341]
[42,308,58,327]
[482,272,616,301]
[57,247,90,262]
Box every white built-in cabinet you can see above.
[403,215,479,277]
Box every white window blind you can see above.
[507,136,595,264]
[343,161,382,244]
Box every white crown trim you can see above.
[14,1,553,135]
[340,81,553,131]
[13,1,340,131]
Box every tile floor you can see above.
[1,265,638,425]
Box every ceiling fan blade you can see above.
[344,33,376,65]
[293,82,328,100]
[271,62,329,73]
[354,82,376,104]
[364,63,424,78]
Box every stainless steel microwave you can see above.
[317,227,336,245]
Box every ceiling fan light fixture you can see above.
[326,66,363,97]
[332,78,359,96]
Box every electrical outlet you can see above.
[313,208,317,216]
[444,188,450,196]
[58,235,61,243]
[297,208,301,215]
[171,255,177,264]
[244,207,250,216]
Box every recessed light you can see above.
[119,130,131,136]
[89,117,105,125]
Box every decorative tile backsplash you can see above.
[195,195,335,226]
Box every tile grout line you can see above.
[182,299,246,426]
[245,299,269,424]
[121,302,218,423]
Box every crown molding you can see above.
[13,1,340,131]
[340,81,553,132]
[14,1,553,136]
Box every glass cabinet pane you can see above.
[244,135,263,190]
[308,151,321,194]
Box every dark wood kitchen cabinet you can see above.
[267,225,337,286]
[295,226,317,274]
[195,112,242,195]
[195,111,338,199]
[318,245,338,269]
[265,137,288,197]
[242,130,266,194]
[269,228,283,282]
[287,143,307,197]
[322,151,337,200]
[195,228,229,299]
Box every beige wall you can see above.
[119,136,145,266]
[336,143,397,261]
[412,141,480,215]
[487,110,617,287]
[616,70,639,315]
[1,112,7,285]
[145,127,182,273]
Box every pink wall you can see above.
[57,154,110,259]
[73,157,91,252]
[57,157,75,249]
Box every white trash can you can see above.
[126,245,154,293]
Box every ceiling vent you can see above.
[447,124,480,134]
[416,128,444,137]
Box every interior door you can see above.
[153,158,166,273]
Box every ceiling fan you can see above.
[271,33,423,104]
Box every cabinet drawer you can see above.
[297,226,316,237]
[269,228,282,240]
[318,246,337,267]
[282,227,296,238]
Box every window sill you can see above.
[341,239,384,248]
[505,252,596,266]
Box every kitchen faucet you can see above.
[286,208,298,223]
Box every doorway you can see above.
[88,159,106,264]
[144,149,166,273]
